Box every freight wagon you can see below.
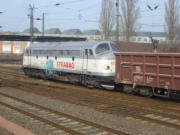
[115,52,180,98]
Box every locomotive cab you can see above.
[90,42,120,89]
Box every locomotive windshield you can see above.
[110,43,120,52]
[95,43,110,54]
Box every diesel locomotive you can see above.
[22,41,120,89]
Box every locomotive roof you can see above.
[28,41,111,50]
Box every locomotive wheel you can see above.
[85,76,96,88]
[148,89,153,97]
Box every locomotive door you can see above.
[82,49,88,73]
[82,49,89,84]
[82,49,95,85]
[27,49,31,67]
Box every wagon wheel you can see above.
[139,87,153,97]
[147,88,153,98]
[123,85,133,94]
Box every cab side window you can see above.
[110,43,120,52]
[89,49,93,56]
[95,43,110,54]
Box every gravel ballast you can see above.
[0,127,14,135]
[0,87,179,135]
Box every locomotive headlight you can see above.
[104,65,110,70]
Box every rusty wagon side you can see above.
[115,52,180,98]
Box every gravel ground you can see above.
[0,87,180,135]
[0,127,14,135]
[0,64,21,68]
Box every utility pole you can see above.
[42,13,45,36]
[149,33,159,53]
[35,13,47,36]
[116,0,120,42]
[29,4,34,42]
[0,11,3,29]
[42,13,47,36]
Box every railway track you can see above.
[0,69,180,132]
[0,92,126,135]
[0,69,179,110]
[0,64,22,71]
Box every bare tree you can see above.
[99,0,115,40]
[121,0,140,42]
[164,0,180,43]
[175,24,180,43]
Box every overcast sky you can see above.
[0,0,177,32]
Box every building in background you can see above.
[0,29,169,54]
[130,32,167,43]
[22,27,41,35]
[45,28,61,35]
[63,29,82,35]
[82,29,101,41]
[0,40,29,54]
[0,32,30,54]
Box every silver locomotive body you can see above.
[22,41,120,89]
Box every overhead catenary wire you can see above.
[36,1,101,26]
[42,0,166,27]
[30,0,100,32]
[36,0,89,9]
[1,0,169,32]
